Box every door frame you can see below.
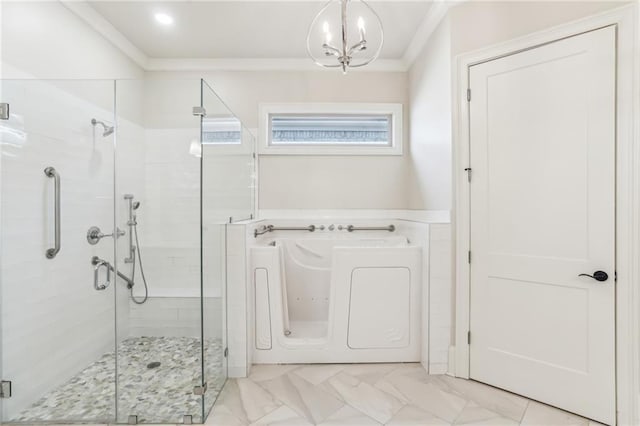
[452,4,640,425]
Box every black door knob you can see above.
[579,271,609,282]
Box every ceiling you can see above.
[86,1,433,60]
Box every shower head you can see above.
[91,118,115,137]
[133,201,141,210]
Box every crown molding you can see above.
[146,57,408,72]
[61,0,453,73]
[61,0,150,69]
[402,0,459,68]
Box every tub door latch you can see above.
[194,382,208,395]
[0,380,12,398]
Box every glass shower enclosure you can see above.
[0,78,254,423]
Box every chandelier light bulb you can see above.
[358,16,365,40]
[306,0,384,73]
[325,32,333,45]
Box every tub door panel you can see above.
[347,267,411,349]
[332,247,422,357]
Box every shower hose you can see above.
[129,223,149,305]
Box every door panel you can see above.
[469,27,616,425]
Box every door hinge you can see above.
[468,251,472,264]
[0,103,9,120]
[224,347,229,358]
[467,331,471,345]
[467,89,471,102]
[194,382,208,395]
[464,167,472,182]
[192,106,207,117]
[0,380,12,398]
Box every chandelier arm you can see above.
[347,40,367,56]
[323,44,342,56]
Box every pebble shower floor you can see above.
[14,336,224,423]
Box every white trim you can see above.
[257,209,450,223]
[452,5,639,425]
[257,103,403,156]
[402,0,457,66]
[146,58,408,72]
[60,0,149,69]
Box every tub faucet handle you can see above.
[328,224,335,231]
[318,225,326,231]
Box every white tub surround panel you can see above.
[258,209,450,223]
[226,223,251,378]
[428,224,453,374]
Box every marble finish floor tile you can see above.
[325,372,404,424]
[209,363,597,426]
[14,337,224,424]
[520,401,590,426]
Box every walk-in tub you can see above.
[250,225,423,364]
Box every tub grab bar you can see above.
[254,225,316,238]
[347,224,396,232]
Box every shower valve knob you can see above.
[87,226,125,245]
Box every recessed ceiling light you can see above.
[154,13,174,26]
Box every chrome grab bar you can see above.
[92,257,111,290]
[254,225,316,238]
[91,256,135,290]
[347,224,395,232]
[44,167,61,259]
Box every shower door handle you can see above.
[44,167,61,259]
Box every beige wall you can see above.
[408,16,452,211]
[449,1,630,56]
[145,70,411,210]
[406,0,629,213]
[1,1,143,80]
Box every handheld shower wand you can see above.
[124,194,149,305]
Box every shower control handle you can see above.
[87,226,125,245]
[578,271,609,282]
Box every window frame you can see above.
[258,103,403,156]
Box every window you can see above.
[202,116,242,145]
[258,103,403,155]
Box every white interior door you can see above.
[468,26,616,425]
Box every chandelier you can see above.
[306,0,384,73]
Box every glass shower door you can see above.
[113,79,205,424]
[0,79,118,423]
[200,79,255,418]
